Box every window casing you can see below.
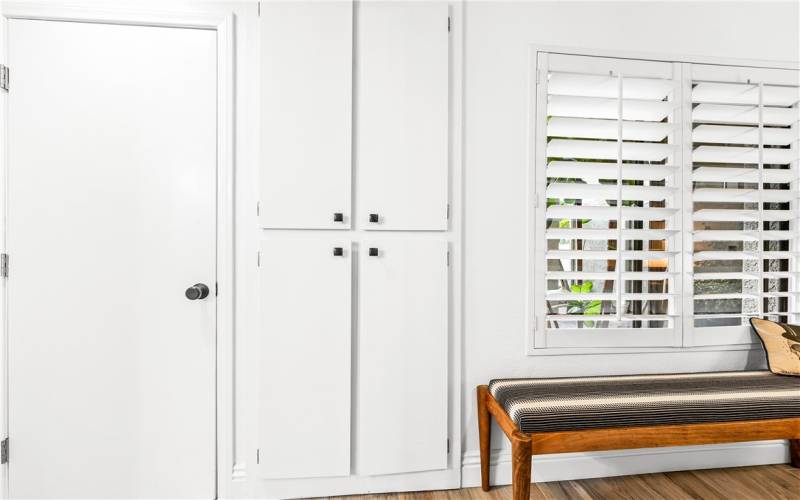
[531,52,800,351]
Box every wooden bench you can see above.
[477,371,800,499]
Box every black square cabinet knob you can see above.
[333,247,344,257]
[333,212,344,222]
[368,247,379,257]
[369,213,379,223]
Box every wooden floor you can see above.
[325,465,800,499]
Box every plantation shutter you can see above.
[533,53,683,348]
[686,64,800,346]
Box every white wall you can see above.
[2,0,798,496]
[462,0,799,485]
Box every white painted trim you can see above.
[0,3,237,499]
[0,5,8,499]
[232,462,248,483]
[461,440,791,487]
[526,48,543,352]
[450,0,465,484]
[257,468,459,500]
[527,343,765,357]
[213,11,239,500]
[528,44,799,70]
[1,1,228,29]
[526,44,799,356]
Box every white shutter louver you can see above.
[535,54,681,348]
[688,65,800,345]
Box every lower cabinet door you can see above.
[258,238,352,479]
[357,239,449,475]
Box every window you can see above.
[531,52,800,351]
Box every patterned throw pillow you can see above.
[750,318,800,376]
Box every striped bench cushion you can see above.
[489,371,800,433]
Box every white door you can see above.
[6,20,217,499]
[257,238,351,478]
[358,240,448,475]
[356,2,449,231]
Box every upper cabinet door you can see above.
[257,238,352,479]
[260,1,353,229]
[357,240,449,475]
[356,2,450,231]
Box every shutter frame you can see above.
[536,53,682,349]
[531,53,799,353]
[687,63,800,346]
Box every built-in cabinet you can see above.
[257,1,455,496]
[260,0,449,231]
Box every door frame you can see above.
[0,2,236,498]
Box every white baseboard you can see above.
[461,440,791,487]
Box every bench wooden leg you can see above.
[511,431,532,500]
[790,439,800,468]
[477,385,491,491]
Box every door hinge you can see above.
[446,203,450,220]
[446,438,450,454]
[257,251,261,267]
[1,437,8,464]
[1,253,9,278]
[256,448,260,464]
[257,1,261,16]
[446,250,450,266]
[0,65,8,92]
[447,16,451,32]
[256,201,260,217]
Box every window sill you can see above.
[527,343,763,356]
